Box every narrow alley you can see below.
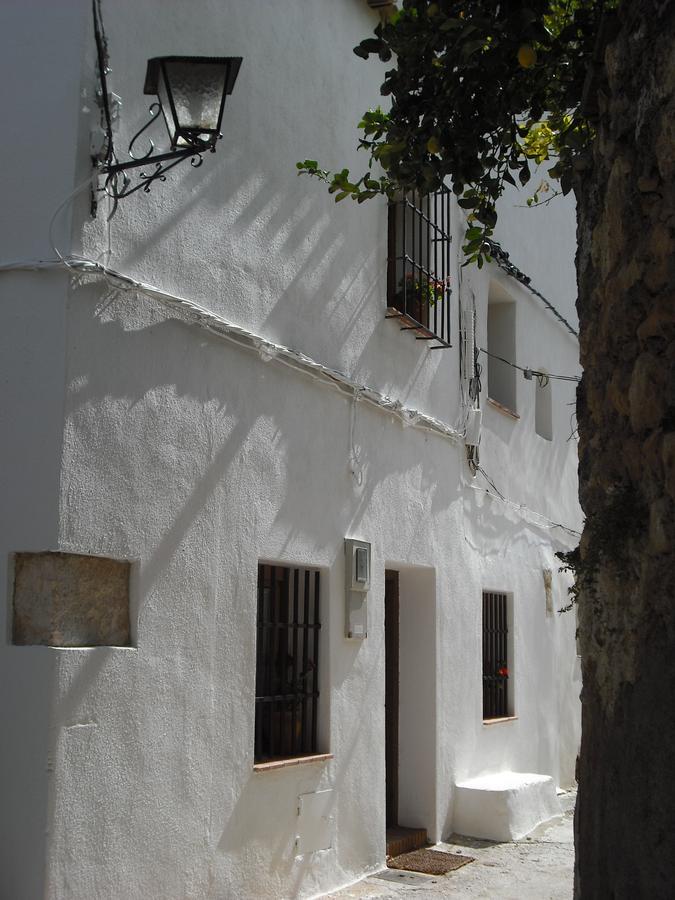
[327,792,576,900]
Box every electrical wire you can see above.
[48,174,102,270]
[484,238,578,338]
[0,254,464,447]
[473,465,581,538]
[92,0,114,168]
[478,347,581,383]
[1,253,583,537]
[349,389,364,485]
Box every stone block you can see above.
[11,551,131,647]
[453,772,561,841]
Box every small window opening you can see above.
[487,291,517,413]
[482,591,511,719]
[386,189,452,347]
[255,563,321,763]
[535,371,553,440]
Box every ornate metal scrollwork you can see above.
[99,103,210,203]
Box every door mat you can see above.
[387,848,475,876]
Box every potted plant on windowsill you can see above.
[393,273,448,328]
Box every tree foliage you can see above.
[298,0,616,264]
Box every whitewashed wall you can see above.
[0,1,581,898]
[0,1,89,896]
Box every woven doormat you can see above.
[388,848,474,876]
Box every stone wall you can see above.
[574,3,675,895]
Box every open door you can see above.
[384,567,436,856]
[385,569,399,828]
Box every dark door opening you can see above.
[385,569,399,828]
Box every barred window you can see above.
[482,591,509,720]
[386,189,453,348]
[255,564,321,762]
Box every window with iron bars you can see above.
[386,188,453,349]
[482,591,509,719]
[255,563,321,762]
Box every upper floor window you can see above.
[487,287,517,413]
[386,190,452,348]
[255,563,321,763]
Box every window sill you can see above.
[483,716,519,726]
[487,397,520,420]
[253,753,333,773]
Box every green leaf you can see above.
[440,18,464,31]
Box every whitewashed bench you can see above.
[453,772,561,841]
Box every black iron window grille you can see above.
[482,591,509,719]
[386,189,453,349]
[255,564,321,762]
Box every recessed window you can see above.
[386,189,452,347]
[535,371,553,440]
[255,564,321,763]
[482,591,511,720]
[487,289,517,413]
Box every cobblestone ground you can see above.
[325,791,575,900]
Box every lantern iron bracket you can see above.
[98,102,215,201]
[91,0,238,212]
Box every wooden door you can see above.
[385,570,400,828]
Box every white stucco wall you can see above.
[1,1,582,898]
[494,168,579,331]
[0,1,88,896]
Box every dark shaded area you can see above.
[574,2,675,896]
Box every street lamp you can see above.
[143,56,242,152]
[92,0,242,204]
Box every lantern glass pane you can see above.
[164,60,228,136]
[156,68,175,144]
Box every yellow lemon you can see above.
[427,136,441,155]
[428,3,439,15]
[518,44,537,68]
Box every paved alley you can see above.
[326,792,576,900]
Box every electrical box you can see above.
[464,407,482,448]
[295,790,334,854]
[344,539,370,639]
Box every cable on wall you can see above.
[0,254,463,445]
[478,347,581,383]
[0,254,582,538]
[472,465,581,538]
[484,238,579,338]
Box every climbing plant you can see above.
[298,0,616,265]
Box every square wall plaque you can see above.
[11,551,131,647]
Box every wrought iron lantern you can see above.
[143,57,242,153]
[90,2,242,207]
[98,55,242,202]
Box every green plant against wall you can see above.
[298,0,617,265]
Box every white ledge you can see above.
[253,753,333,773]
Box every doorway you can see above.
[384,566,438,853]
[384,569,399,828]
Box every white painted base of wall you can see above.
[453,772,561,841]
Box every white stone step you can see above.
[453,772,562,841]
